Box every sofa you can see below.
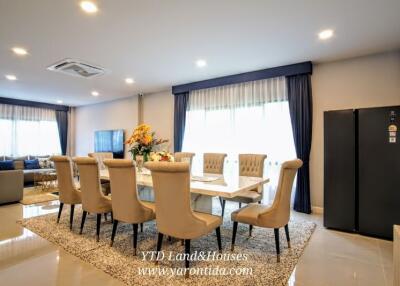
[0,155,55,184]
[0,170,23,204]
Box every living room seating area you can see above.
[0,155,56,204]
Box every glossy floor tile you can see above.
[287,213,393,286]
[0,201,393,286]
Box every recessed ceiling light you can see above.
[125,78,134,84]
[5,74,17,81]
[91,91,99,96]
[57,100,63,104]
[318,29,334,40]
[12,47,28,56]
[196,59,207,68]
[80,1,98,14]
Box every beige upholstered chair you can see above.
[221,154,267,217]
[88,152,113,195]
[73,157,112,242]
[231,159,303,262]
[103,159,156,255]
[145,161,222,277]
[51,156,82,230]
[88,152,113,170]
[174,152,195,170]
[203,153,227,174]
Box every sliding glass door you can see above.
[181,77,296,202]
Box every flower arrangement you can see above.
[150,151,174,162]
[125,124,168,161]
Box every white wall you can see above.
[74,96,138,158]
[142,90,174,151]
[311,51,400,207]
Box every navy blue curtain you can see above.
[55,110,68,155]
[173,92,189,152]
[287,74,313,214]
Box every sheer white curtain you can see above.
[182,77,296,202]
[0,104,61,157]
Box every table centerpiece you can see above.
[125,124,168,169]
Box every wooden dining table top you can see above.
[100,168,269,199]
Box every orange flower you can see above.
[141,134,153,145]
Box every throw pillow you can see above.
[24,159,40,170]
[0,160,15,170]
[38,157,53,168]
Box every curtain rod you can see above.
[0,97,70,112]
[172,61,312,94]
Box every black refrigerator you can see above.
[324,106,400,239]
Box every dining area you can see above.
[49,150,303,280]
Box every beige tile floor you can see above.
[0,201,393,286]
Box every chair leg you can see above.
[231,221,238,251]
[104,213,108,221]
[274,228,280,262]
[110,220,119,247]
[219,197,226,217]
[155,232,163,265]
[133,224,138,256]
[110,212,113,222]
[249,225,253,237]
[184,239,191,278]
[57,203,64,223]
[216,227,222,253]
[140,223,143,232]
[80,211,87,234]
[239,202,242,208]
[69,204,75,230]
[96,214,101,242]
[284,224,291,248]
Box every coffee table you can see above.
[34,171,57,191]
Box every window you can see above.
[181,77,296,201]
[0,104,61,157]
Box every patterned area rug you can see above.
[20,203,315,286]
[19,187,59,205]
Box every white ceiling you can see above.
[0,0,399,106]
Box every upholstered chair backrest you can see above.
[239,154,267,177]
[174,152,195,169]
[260,159,303,227]
[88,152,113,170]
[73,157,109,213]
[145,161,206,239]
[203,153,227,174]
[104,159,153,223]
[51,156,80,204]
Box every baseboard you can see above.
[312,206,324,214]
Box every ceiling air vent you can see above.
[47,58,107,78]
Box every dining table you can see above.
[100,168,270,214]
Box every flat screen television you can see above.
[94,129,125,159]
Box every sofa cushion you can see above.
[23,168,55,183]
[13,160,24,170]
[38,157,53,168]
[0,160,15,170]
[6,156,28,161]
[24,159,40,170]
[23,168,54,174]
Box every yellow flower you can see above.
[136,124,151,133]
[141,134,153,145]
